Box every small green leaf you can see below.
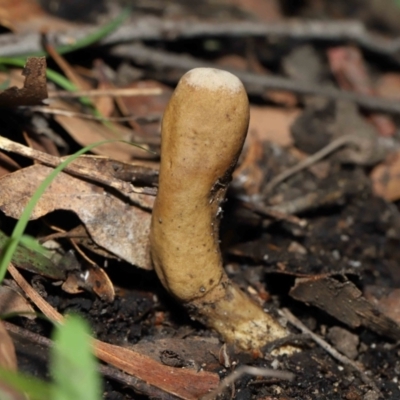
[51,314,101,400]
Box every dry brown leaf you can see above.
[248,105,299,147]
[0,165,152,269]
[0,68,157,160]
[364,286,400,325]
[370,151,400,201]
[118,80,171,140]
[23,131,60,158]
[263,90,298,107]
[376,73,400,100]
[225,0,282,22]
[94,81,115,117]
[62,264,114,301]
[0,285,35,319]
[0,136,157,205]
[0,57,47,107]
[0,152,20,178]
[327,46,395,137]
[51,99,153,161]
[0,320,25,400]
[0,0,72,32]
[0,320,17,370]
[83,265,115,302]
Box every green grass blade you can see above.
[0,8,130,60]
[51,314,101,400]
[55,8,130,56]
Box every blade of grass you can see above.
[0,8,130,107]
[51,314,101,400]
[0,8,130,61]
[0,368,52,400]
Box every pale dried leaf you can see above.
[51,99,153,161]
[248,105,300,147]
[0,165,152,269]
[370,151,400,201]
[0,286,35,320]
[0,320,17,370]
[0,0,73,32]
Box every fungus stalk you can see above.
[150,68,290,350]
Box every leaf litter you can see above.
[2,1,400,399]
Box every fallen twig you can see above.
[47,87,162,98]
[2,16,400,62]
[0,136,156,204]
[279,308,383,396]
[201,365,295,400]
[110,43,400,115]
[29,106,161,123]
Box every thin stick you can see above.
[279,308,382,395]
[48,87,162,98]
[201,365,295,400]
[110,43,400,115]
[0,136,156,205]
[263,135,358,195]
[2,17,399,61]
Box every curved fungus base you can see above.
[150,68,291,351]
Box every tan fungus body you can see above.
[150,68,290,350]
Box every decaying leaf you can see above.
[248,105,299,147]
[0,0,72,33]
[364,285,400,326]
[62,265,115,302]
[0,285,35,319]
[0,57,47,107]
[118,80,171,139]
[51,99,155,162]
[0,321,25,399]
[0,164,152,269]
[0,320,17,370]
[370,150,400,201]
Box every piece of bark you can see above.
[290,275,400,340]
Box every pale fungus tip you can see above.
[183,68,244,93]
